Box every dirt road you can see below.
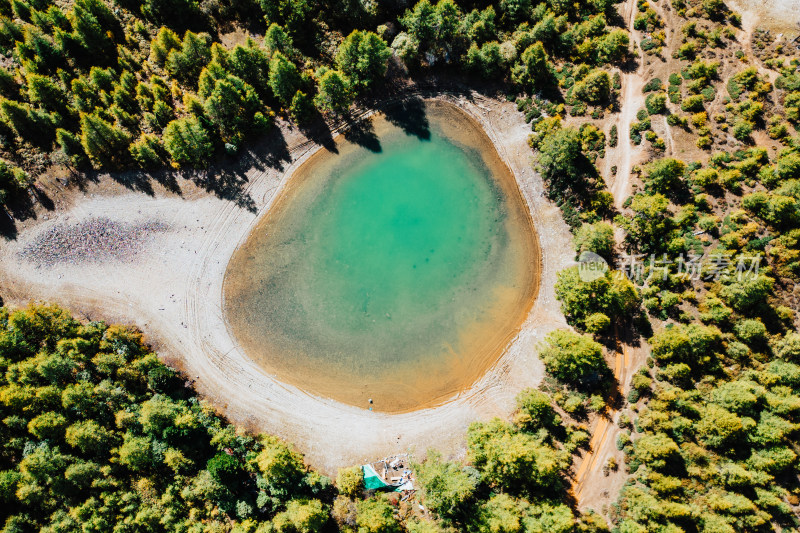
[608,0,647,209]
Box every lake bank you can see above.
[0,93,574,474]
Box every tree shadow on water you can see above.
[383,97,431,141]
[343,117,381,152]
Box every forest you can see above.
[0,0,629,209]
[0,303,611,532]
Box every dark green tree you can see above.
[314,69,352,115]
[56,128,89,167]
[335,30,391,90]
[141,0,201,28]
[26,73,71,118]
[202,75,264,147]
[79,111,131,168]
[0,158,29,205]
[0,98,57,147]
[264,22,292,55]
[162,115,213,168]
[268,51,301,107]
[166,31,212,85]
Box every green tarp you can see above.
[362,464,390,490]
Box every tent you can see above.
[362,464,391,490]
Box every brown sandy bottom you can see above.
[222,101,541,413]
[0,95,575,474]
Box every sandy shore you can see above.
[0,93,574,474]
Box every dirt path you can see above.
[0,93,576,475]
[572,335,650,513]
[609,0,647,209]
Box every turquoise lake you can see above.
[224,101,539,412]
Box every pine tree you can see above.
[79,111,131,168]
[268,51,300,107]
[264,22,291,55]
[71,76,99,112]
[162,116,213,168]
[289,90,313,123]
[148,26,180,66]
[314,69,352,115]
[26,73,71,118]
[196,61,228,99]
[335,30,391,91]
[11,0,31,22]
[0,158,28,205]
[165,31,211,85]
[202,75,262,146]
[258,0,311,42]
[70,0,119,64]
[0,67,18,99]
[56,128,88,168]
[0,18,23,54]
[0,98,57,147]
[129,133,165,168]
[141,0,201,29]
[227,40,270,99]
[15,27,60,73]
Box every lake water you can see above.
[223,101,539,412]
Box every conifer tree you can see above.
[264,22,291,55]
[314,69,352,115]
[166,31,211,85]
[149,26,180,66]
[56,128,88,168]
[15,27,60,73]
[0,158,29,205]
[79,111,131,168]
[268,51,300,107]
[129,133,165,168]
[70,0,118,63]
[0,98,57,147]
[227,40,271,99]
[202,75,262,146]
[141,0,201,28]
[26,73,71,118]
[335,30,391,91]
[162,115,213,168]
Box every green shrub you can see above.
[646,92,667,114]
[609,124,618,147]
[732,120,753,141]
[681,94,705,112]
[585,312,611,333]
[643,78,663,92]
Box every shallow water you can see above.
[224,101,539,412]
